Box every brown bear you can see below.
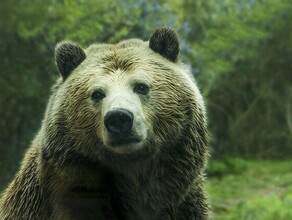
[0,28,210,220]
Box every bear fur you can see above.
[0,28,210,220]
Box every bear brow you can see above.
[102,54,137,72]
[149,60,173,72]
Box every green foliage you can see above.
[207,160,292,219]
[223,194,292,220]
[196,0,292,158]
[207,157,249,177]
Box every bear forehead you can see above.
[84,39,168,72]
[86,39,146,54]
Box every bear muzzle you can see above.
[104,108,142,147]
[104,108,133,136]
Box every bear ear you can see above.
[55,41,86,80]
[149,27,179,62]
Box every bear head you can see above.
[46,28,207,171]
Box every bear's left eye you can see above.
[91,89,105,102]
[133,83,150,95]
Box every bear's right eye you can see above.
[91,89,105,102]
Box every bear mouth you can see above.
[105,136,146,154]
[110,137,141,147]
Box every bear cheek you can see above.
[148,100,185,145]
[64,95,98,137]
[152,116,182,144]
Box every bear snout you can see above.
[104,108,134,136]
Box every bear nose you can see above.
[104,108,134,136]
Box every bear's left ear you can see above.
[149,27,179,62]
[55,41,86,80]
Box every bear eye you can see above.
[91,89,105,102]
[133,82,149,95]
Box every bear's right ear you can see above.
[55,42,86,80]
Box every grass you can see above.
[206,159,292,220]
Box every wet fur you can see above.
[0,28,210,219]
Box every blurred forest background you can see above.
[0,0,291,219]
